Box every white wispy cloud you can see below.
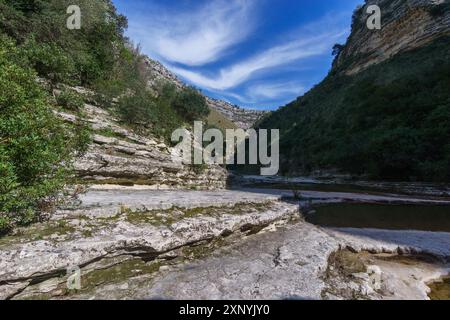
[248,82,306,100]
[126,3,352,108]
[169,29,346,91]
[218,81,305,105]
[128,0,255,66]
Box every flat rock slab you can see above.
[128,225,450,300]
[0,190,300,299]
[58,187,450,220]
[140,223,338,300]
[2,188,450,300]
[57,189,284,219]
[238,188,450,205]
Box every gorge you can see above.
[0,0,449,301]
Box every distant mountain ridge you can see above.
[144,58,267,129]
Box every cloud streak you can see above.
[121,1,355,108]
[248,82,306,100]
[129,0,255,66]
[219,81,306,105]
[170,29,347,91]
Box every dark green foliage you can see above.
[56,89,84,111]
[0,0,213,234]
[428,2,450,17]
[92,45,149,108]
[0,0,128,86]
[23,38,76,85]
[173,86,210,121]
[115,82,208,142]
[116,79,209,142]
[332,44,344,57]
[258,37,450,182]
[0,36,90,233]
[71,119,92,156]
[5,0,44,15]
[117,91,155,125]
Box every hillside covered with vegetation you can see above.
[257,35,450,182]
[0,0,210,233]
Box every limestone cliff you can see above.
[334,0,450,75]
[56,93,227,190]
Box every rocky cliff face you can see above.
[204,97,267,130]
[334,0,450,75]
[61,55,269,190]
[57,97,227,190]
[144,58,266,129]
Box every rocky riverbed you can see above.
[1,187,449,300]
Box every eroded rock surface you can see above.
[0,190,299,300]
[58,104,227,189]
[334,0,450,75]
[113,225,450,300]
[1,188,449,300]
[323,249,448,300]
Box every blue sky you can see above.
[113,0,363,110]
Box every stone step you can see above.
[56,189,286,219]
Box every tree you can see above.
[332,44,344,57]
[173,86,210,121]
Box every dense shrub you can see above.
[0,0,128,86]
[56,89,84,111]
[0,36,90,233]
[92,45,148,109]
[23,38,76,85]
[117,90,156,125]
[116,85,183,142]
[115,82,210,141]
[428,2,450,17]
[173,86,210,121]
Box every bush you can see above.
[428,3,450,17]
[1,0,128,86]
[23,38,76,85]
[56,89,84,111]
[0,36,89,233]
[117,90,156,125]
[115,81,211,142]
[157,81,178,104]
[116,86,185,142]
[173,86,210,121]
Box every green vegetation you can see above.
[206,108,238,131]
[428,2,450,17]
[0,0,210,142]
[0,0,127,86]
[56,89,84,111]
[172,86,210,121]
[0,36,90,233]
[0,0,215,233]
[258,36,450,182]
[0,0,125,233]
[115,82,210,142]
